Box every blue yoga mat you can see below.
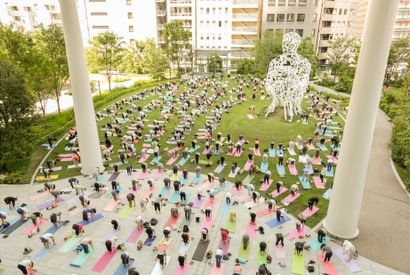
[41,144,57,148]
[97,175,104,182]
[298,176,312,189]
[276,164,286,175]
[178,156,190,166]
[168,193,179,204]
[324,133,335,138]
[213,149,222,155]
[276,148,284,155]
[316,143,328,151]
[150,156,162,165]
[309,236,331,250]
[326,169,334,177]
[191,175,201,185]
[167,141,177,145]
[323,189,332,200]
[143,236,156,246]
[100,230,119,242]
[269,148,276,157]
[181,177,189,186]
[188,146,201,153]
[32,247,52,261]
[0,217,19,234]
[159,188,169,197]
[0,205,20,213]
[329,145,340,151]
[44,222,65,234]
[214,164,226,173]
[77,213,104,226]
[220,202,231,215]
[265,216,291,228]
[261,162,268,173]
[113,258,135,275]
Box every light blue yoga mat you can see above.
[261,162,268,173]
[0,205,20,213]
[191,175,201,185]
[113,258,135,275]
[167,141,177,145]
[276,148,284,155]
[70,248,95,267]
[316,143,328,151]
[326,169,334,177]
[323,188,332,200]
[32,247,53,261]
[220,202,231,215]
[329,145,340,151]
[269,148,276,157]
[159,188,169,197]
[309,236,331,250]
[276,164,286,175]
[214,164,226,173]
[100,230,119,242]
[150,156,162,165]
[168,193,179,204]
[298,176,312,189]
[265,216,291,228]
[213,149,222,155]
[178,156,190,166]
[188,146,201,153]
[59,236,81,253]
[181,177,190,186]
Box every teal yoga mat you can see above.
[70,248,95,267]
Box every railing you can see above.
[231,39,254,45]
[232,26,257,32]
[170,12,192,16]
[230,51,252,58]
[156,10,166,16]
[170,0,192,3]
[233,0,259,5]
[156,0,166,3]
[158,38,165,43]
[157,24,164,30]
[232,13,258,19]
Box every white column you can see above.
[59,0,104,175]
[323,0,399,238]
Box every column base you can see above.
[323,219,360,240]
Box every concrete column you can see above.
[323,0,399,238]
[59,0,104,175]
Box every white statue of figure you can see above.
[265,32,311,120]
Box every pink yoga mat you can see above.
[69,205,90,216]
[211,263,225,274]
[166,155,179,165]
[301,206,319,218]
[296,143,303,150]
[259,180,273,191]
[246,223,257,238]
[247,114,254,119]
[58,153,74,158]
[312,156,321,165]
[164,214,181,228]
[138,154,150,163]
[327,155,338,164]
[243,160,254,171]
[229,188,242,195]
[138,171,148,180]
[226,150,235,156]
[307,143,315,150]
[205,199,216,209]
[333,247,361,272]
[30,192,50,201]
[288,165,298,176]
[275,246,286,259]
[238,193,251,201]
[153,171,164,180]
[256,208,273,218]
[142,189,154,199]
[253,148,261,156]
[126,227,144,243]
[234,150,243,157]
[60,157,72,162]
[142,144,152,148]
[270,187,288,198]
[200,216,214,230]
[281,193,300,204]
[317,254,339,275]
[91,250,118,272]
[22,219,48,235]
[173,263,189,275]
[218,239,230,255]
[286,227,307,240]
[167,147,182,154]
[103,200,120,212]
[313,176,325,189]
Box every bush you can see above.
[317,74,335,88]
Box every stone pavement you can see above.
[0,167,405,275]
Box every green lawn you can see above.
[36,77,345,228]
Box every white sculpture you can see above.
[265,32,311,120]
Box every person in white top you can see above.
[225,192,232,204]
[135,215,144,230]
[17,259,33,275]
[40,233,56,248]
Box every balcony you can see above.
[230,50,252,59]
[170,12,192,17]
[170,0,192,4]
[156,0,165,2]
[158,38,165,44]
[157,24,165,30]
[231,39,254,47]
[319,40,330,47]
[233,0,259,8]
[232,13,258,21]
[156,10,166,16]
[232,26,258,34]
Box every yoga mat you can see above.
[44,221,65,234]
[333,247,361,272]
[103,200,121,212]
[307,143,315,150]
[178,241,192,255]
[317,254,339,275]
[226,149,235,157]
[171,173,180,181]
[259,180,273,191]
[200,216,214,230]
[220,202,231,215]
[288,147,296,155]
[309,236,331,250]
[275,245,286,259]
[32,245,55,261]
[77,213,104,226]
[213,149,222,155]
[238,193,251,201]
[268,148,276,157]
[327,155,338,164]
[151,156,163,165]
[202,146,213,154]
[323,188,332,200]
[256,251,268,264]
[159,188,169,197]
[126,227,144,243]
[316,143,328,151]
[158,237,173,251]
[168,193,180,204]
[138,171,148,180]
[243,175,254,185]
[214,164,226,173]
[276,148,283,155]
[192,241,209,261]
[192,198,204,208]
[298,155,307,163]
[276,164,286,175]
[0,219,27,235]
[108,173,120,181]
[181,177,191,186]
[173,263,189,275]
[138,154,151,163]
[260,162,268,173]
[37,198,64,210]
[228,167,239,178]
[100,230,119,243]
[237,242,251,260]
[246,223,257,238]
[150,256,170,275]
[60,157,72,162]
[244,200,262,209]
[205,198,216,209]
[229,187,242,195]
[92,250,118,272]
[69,205,90,216]
[198,160,212,165]
[178,156,190,166]
[30,192,50,201]
[188,146,201,153]
[164,214,181,228]
[292,253,305,275]
[234,150,243,157]
[70,248,96,267]
[270,187,288,198]
[265,216,291,228]
[313,176,325,189]
[286,227,307,240]
[118,206,134,218]
[281,193,300,204]
[288,165,298,176]
[35,174,59,181]
[166,155,179,165]
[256,208,273,218]
[301,206,319,218]
[218,239,230,255]
[326,168,334,177]
[22,218,48,235]
[153,171,164,180]
[253,148,261,156]
[243,160,254,171]
[298,176,312,189]
[226,220,236,233]
[141,189,154,199]
[312,156,321,165]
[167,147,182,154]
[143,236,157,246]
[59,236,81,253]
[247,114,254,119]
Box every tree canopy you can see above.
[163,21,191,76]
[298,36,318,79]
[251,30,283,75]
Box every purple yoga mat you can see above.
[108,173,119,181]
[218,239,230,255]
[37,198,64,210]
[77,213,104,226]
[333,247,361,272]
[192,198,204,208]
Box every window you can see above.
[312,13,317,22]
[288,0,296,6]
[277,14,285,22]
[278,0,285,6]
[128,12,132,19]
[320,47,328,53]
[295,29,303,36]
[24,6,32,12]
[311,29,315,36]
[315,0,319,6]
[268,0,276,6]
[297,14,305,22]
[130,39,134,43]
[91,12,108,16]
[92,25,109,29]
[225,8,228,14]
[126,0,132,5]
[286,29,293,33]
[89,0,106,2]
[344,9,347,15]
[129,26,134,32]
[200,8,203,14]
[206,8,210,14]
[287,14,295,22]
[339,9,342,15]
[267,14,275,22]
[298,0,307,6]
[219,21,222,27]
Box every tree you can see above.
[251,30,283,75]
[163,21,191,77]
[87,31,124,91]
[236,58,255,75]
[385,38,410,85]
[144,40,168,80]
[207,52,222,75]
[298,36,319,79]
[0,59,36,172]
[327,37,357,81]
[33,24,69,114]
[120,40,149,74]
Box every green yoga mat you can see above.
[256,251,268,264]
[226,220,236,233]
[59,236,81,253]
[292,253,305,275]
[198,160,212,165]
[237,242,251,260]
[118,206,133,218]
[70,248,95,267]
